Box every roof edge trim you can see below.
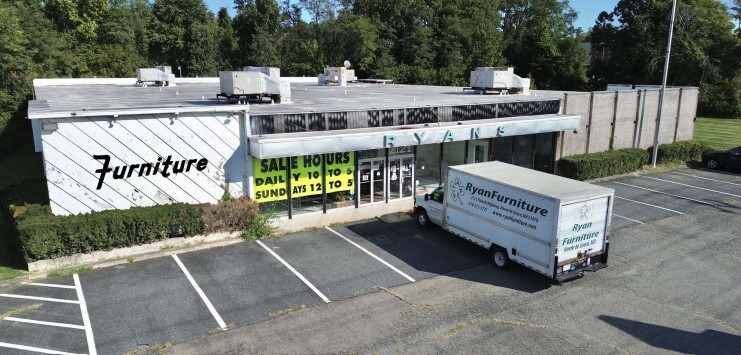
[28,105,251,120]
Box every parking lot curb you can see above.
[23,231,243,280]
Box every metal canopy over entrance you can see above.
[248,114,580,160]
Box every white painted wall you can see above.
[41,112,245,216]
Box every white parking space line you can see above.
[614,196,684,214]
[611,182,718,207]
[640,176,741,198]
[73,274,97,355]
[22,282,77,289]
[0,294,80,304]
[612,214,644,225]
[256,240,331,304]
[3,317,86,330]
[0,341,86,355]
[693,168,741,177]
[172,254,227,330]
[326,227,416,283]
[671,172,741,187]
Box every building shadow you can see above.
[345,218,553,293]
[598,315,741,355]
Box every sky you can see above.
[205,0,736,33]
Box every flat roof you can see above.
[30,77,566,119]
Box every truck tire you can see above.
[417,210,430,228]
[491,247,510,270]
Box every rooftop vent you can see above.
[318,67,356,87]
[136,66,175,87]
[467,67,530,95]
[218,70,288,104]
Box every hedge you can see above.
[648,140,712,165]
[14,203,206,262]
[560,140,714,181]
[559,148,649,180]
[0,177,261,262]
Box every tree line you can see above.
[1,0,739,155]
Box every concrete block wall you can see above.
[675,88,698,141]
[560,93,591,157]
[557,87,698,161]
[612,91,639,149]
[637,90,660,149]
[588,93,616,153]
[658,89,681,144]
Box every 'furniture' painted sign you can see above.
[94,155,208,190]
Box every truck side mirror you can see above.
[424,193,429,201]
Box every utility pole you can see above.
[652,0,678,167]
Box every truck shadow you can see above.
[598,315,741,354]
[345,219,552,293]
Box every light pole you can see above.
[651,0,678,167]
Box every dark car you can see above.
[702,146,741,170]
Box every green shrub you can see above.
[648,140,713,164]
[14,204,206,262]
[559,148,649,180]
[243,210,277,241]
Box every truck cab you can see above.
[414,186,445,227]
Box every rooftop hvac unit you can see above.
[243,66,281,80]
[468,67,530,95]
[218,71,282,103]
[318,67,356,86]
[136,66,175,86]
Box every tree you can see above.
[216,7,238,70]
[148,0,218,77]
[234,0,281,66]
[299,0,338,24]
[590,0,739,118]
[500,0,588,90]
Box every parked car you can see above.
[702,146,741,170]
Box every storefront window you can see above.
[491,137,513,163]
[534,133,555,173]
[512,135,534,169]
[415,144,440,191]
[357,149,384,159]
[442,141,466,179]
[252,153,355,217]
[259,201,289,217]
[325,152,355,210]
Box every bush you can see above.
[202,196,260,233]
[14,204,206,262]
[559,148,649,180]
[243,210,277,241]
[648,140,713,164]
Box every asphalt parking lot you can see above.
[0,167,739,355]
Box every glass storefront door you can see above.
[358,158,386,204]
[388,155,415,200]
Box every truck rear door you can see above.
[555,195,611,279]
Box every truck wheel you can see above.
[491,248,510,270]
[706,158,718,169]
[417,210,430,228]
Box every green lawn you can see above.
[694,117,741,150]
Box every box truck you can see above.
[414,162,614,282]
